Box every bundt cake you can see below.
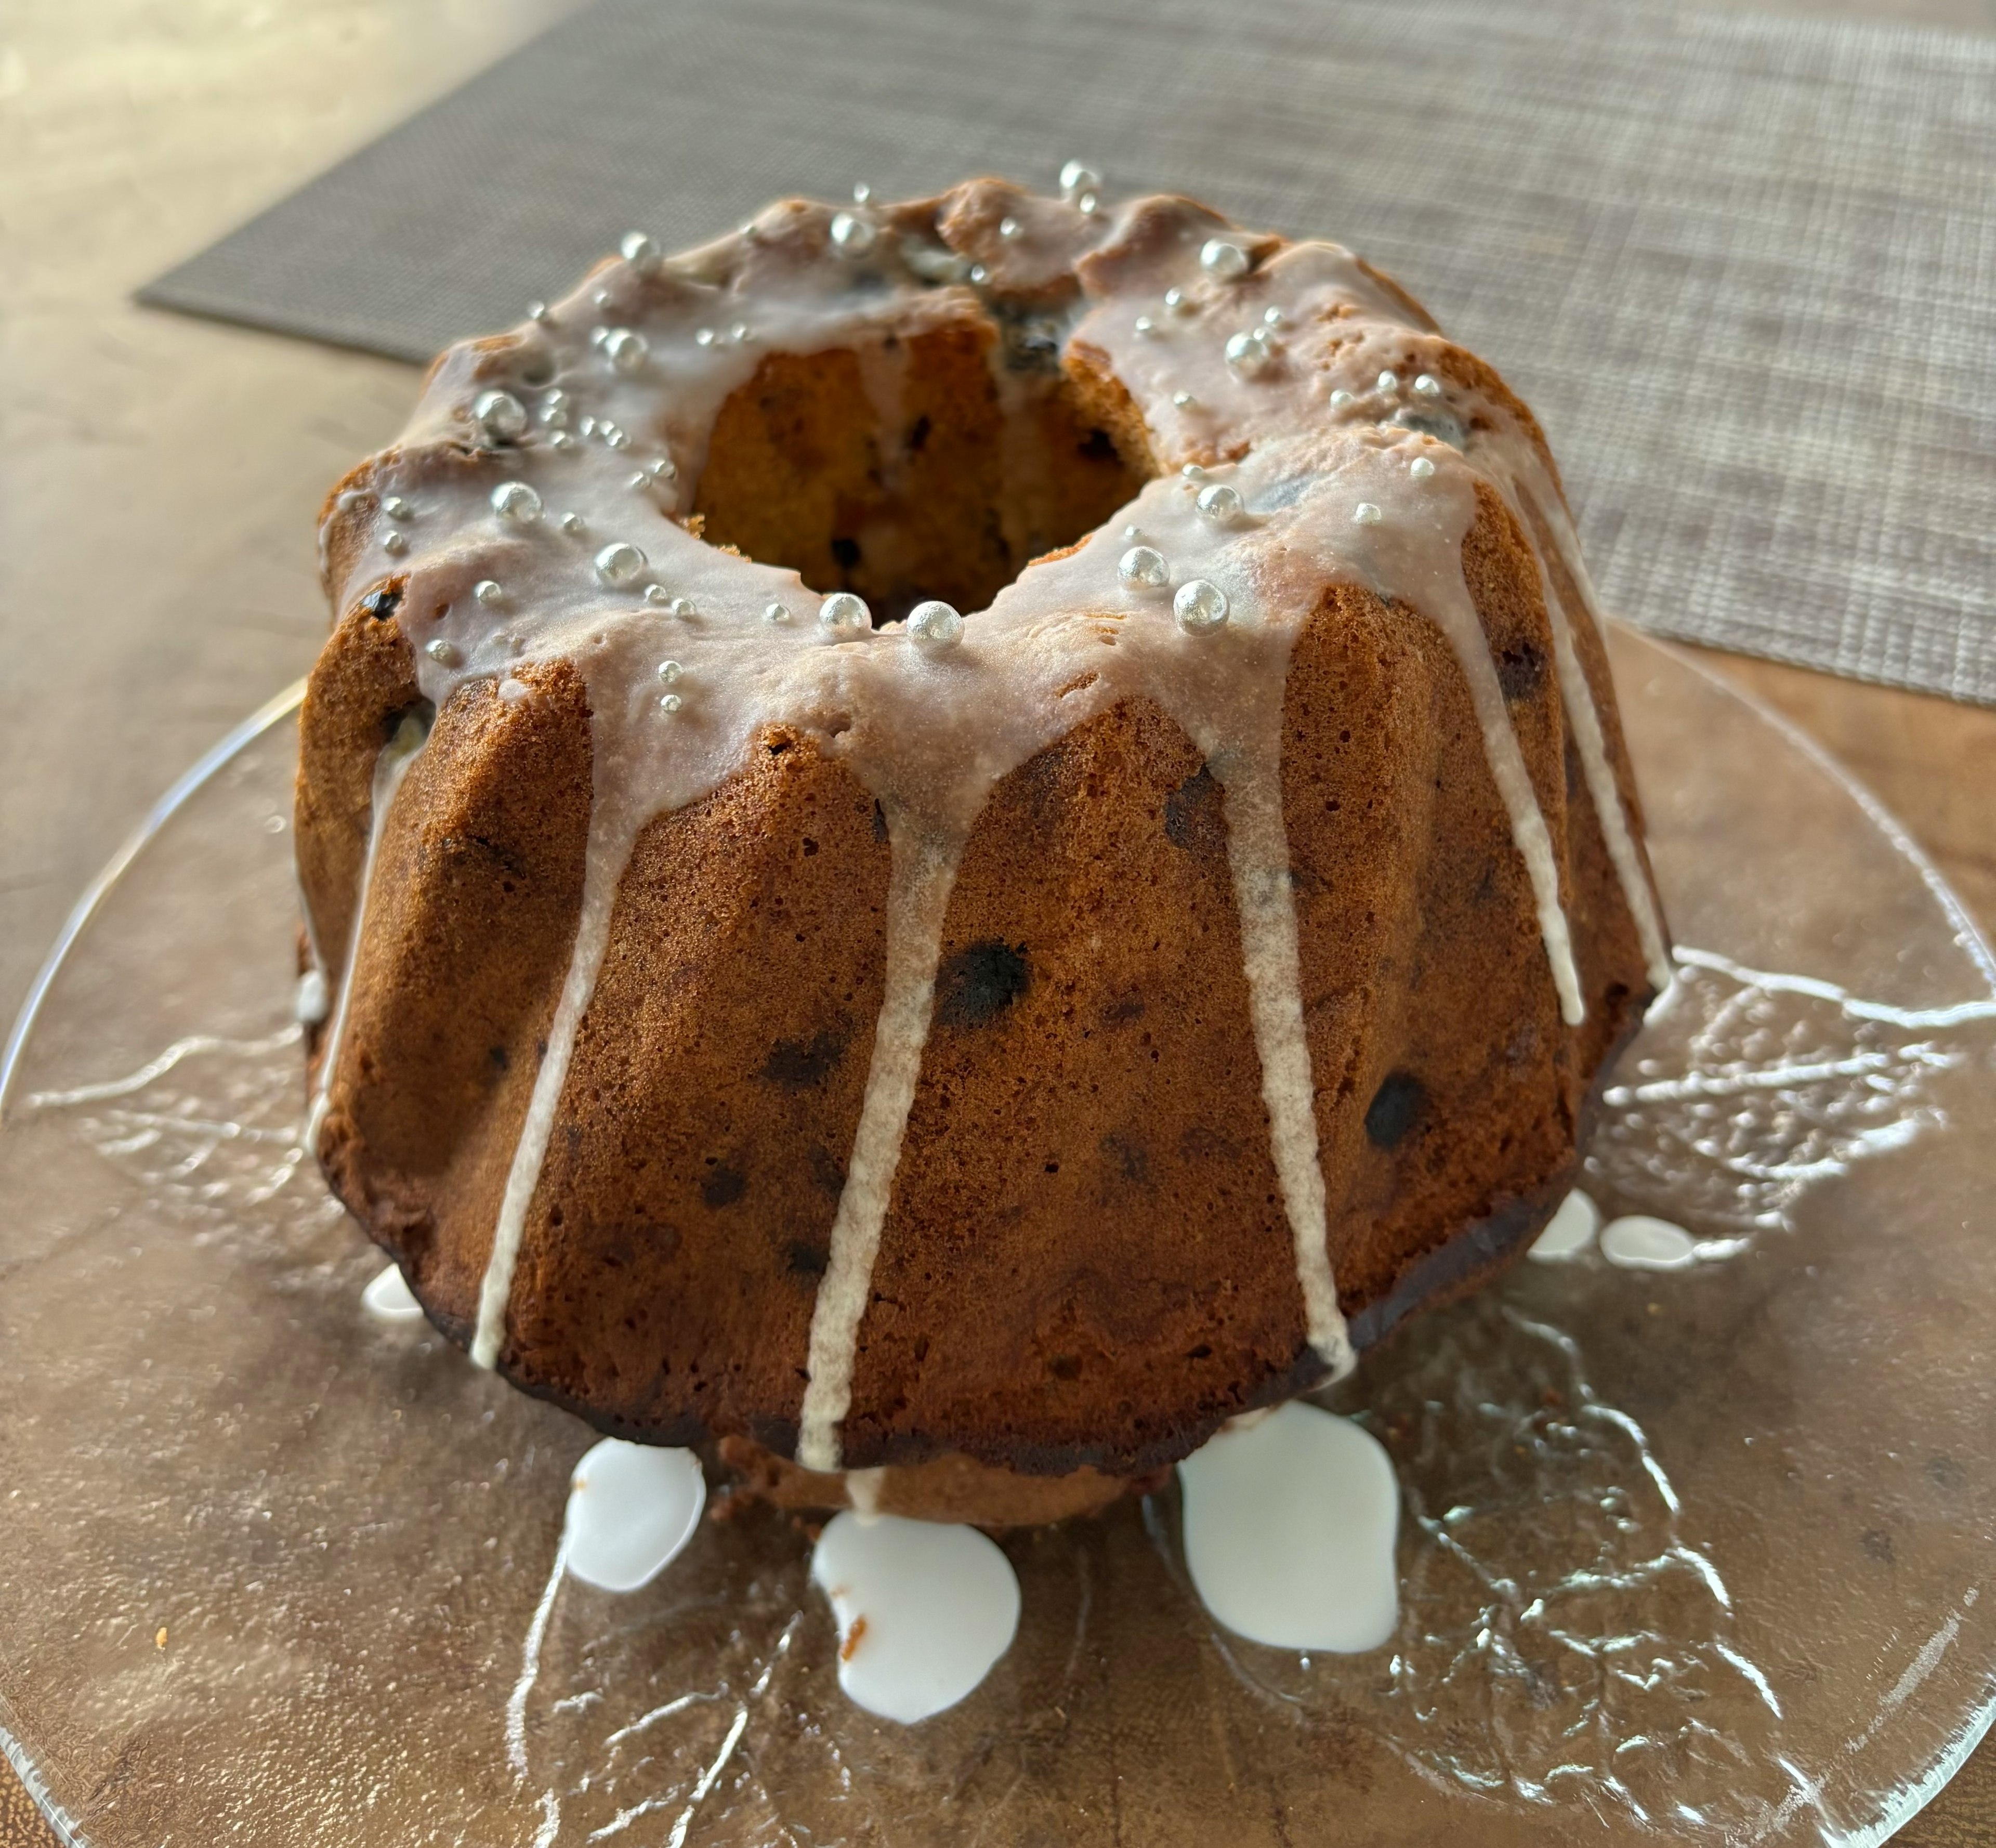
[298,175,1671,1525]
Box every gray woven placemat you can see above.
[140,0,1996,706]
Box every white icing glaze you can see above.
[305,712,427,1152]
[361,1260,426,1322]
[562,1438,706,1593]
[319,182,1663,1457]
[809,1511,1020,1722]
[1529,1187,1602,1261]
[1177,1400,1399,1653]
[1599,1214,1699,1272]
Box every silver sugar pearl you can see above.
[1134,315,1157,336]
[668,597,695,618]
[1059,160,1102,200]
[730,322,752,343]
[1226,328,1275,376]
[1200,239,1250,280]
[589,326,609,346]
[1330,389,1356,409]
[646,456,677,480]
[620,230,662,275]
[579,415,597,435]
[1173,390,1197,408]
[852,181,873,204]
[1181,463,1210,481]
[550,430,578,451]
[1353,502,1384,525]
[592,287,613,308]
[1123,523,1143,538]
[1410,455,1437,479]
[629,473,650,490]
[600,423,629,449]
[999,216,1022,240]
[1078,191,1100,215]
[491,481,542,524]
[645,584,672,606]
[1264,306,1287,327]
[528,301,551,323]
[659,692,683,714]
[1174,579,1230,633]
[968,263,988,284]
[1413,373,1442,396]
[561,512,587,534]
[382,495,413,519]
[472,389,527,443]
[425,637,460,666]
[656,659,683,683]
[908,600,965,648]
[594,541,647,584]
[694,326,717,347]
[1118,545,1170,589]
[819,591,871,635]
[1196,482,1243,523]
[603,327,649,372]
[763,601,791,624]
[830,211,877,258]
[1376,369,1400,392]
[474,579,503,606]
[382,530,409,556]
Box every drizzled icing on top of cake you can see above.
[312,176,1670,1474]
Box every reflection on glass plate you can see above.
[1,627,1992,1847]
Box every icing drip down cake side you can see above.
[297,176,1670,1525]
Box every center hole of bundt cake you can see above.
[688,319,1149,624]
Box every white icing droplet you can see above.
[619,230,661,276]
[763,601,790,624]
[1174,579,1229,632]
[425,637,460,666]
[602,327,649,373]
[362,1261,426,1323]
[474,579,503,607]
[1118,545,1170,589]
[1529,1188,1601,1261]
[908,600,964,648]
[497,677,529,703]
[594,542,646,585]
[819,591,871,635]
[999,216,1022,241]
[1600,1215,1698,1271]
[1196,483,1243,523]
[829,211,877,258]
[1376,369,1400,393]
[472,389,526,444]
[295,967,329,1026]
[563,1439,706,1593]
[1352,502,1384,525]
[1413,373,1442,397]
[1409,456,1437,480]
[490,481,542,524]
[1225,329,1274,377]
[1059,159,1101,200]
[1200,238,1250,280]
[809,1512,1020,1724]
[381,529,409,557]
[1178,1402,1399,1653]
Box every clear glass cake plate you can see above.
[1,624,1992,1846]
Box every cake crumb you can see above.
[840,1615,867,1662]
[154,1627,167,1649]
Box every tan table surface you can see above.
[3,1,1992,1842]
